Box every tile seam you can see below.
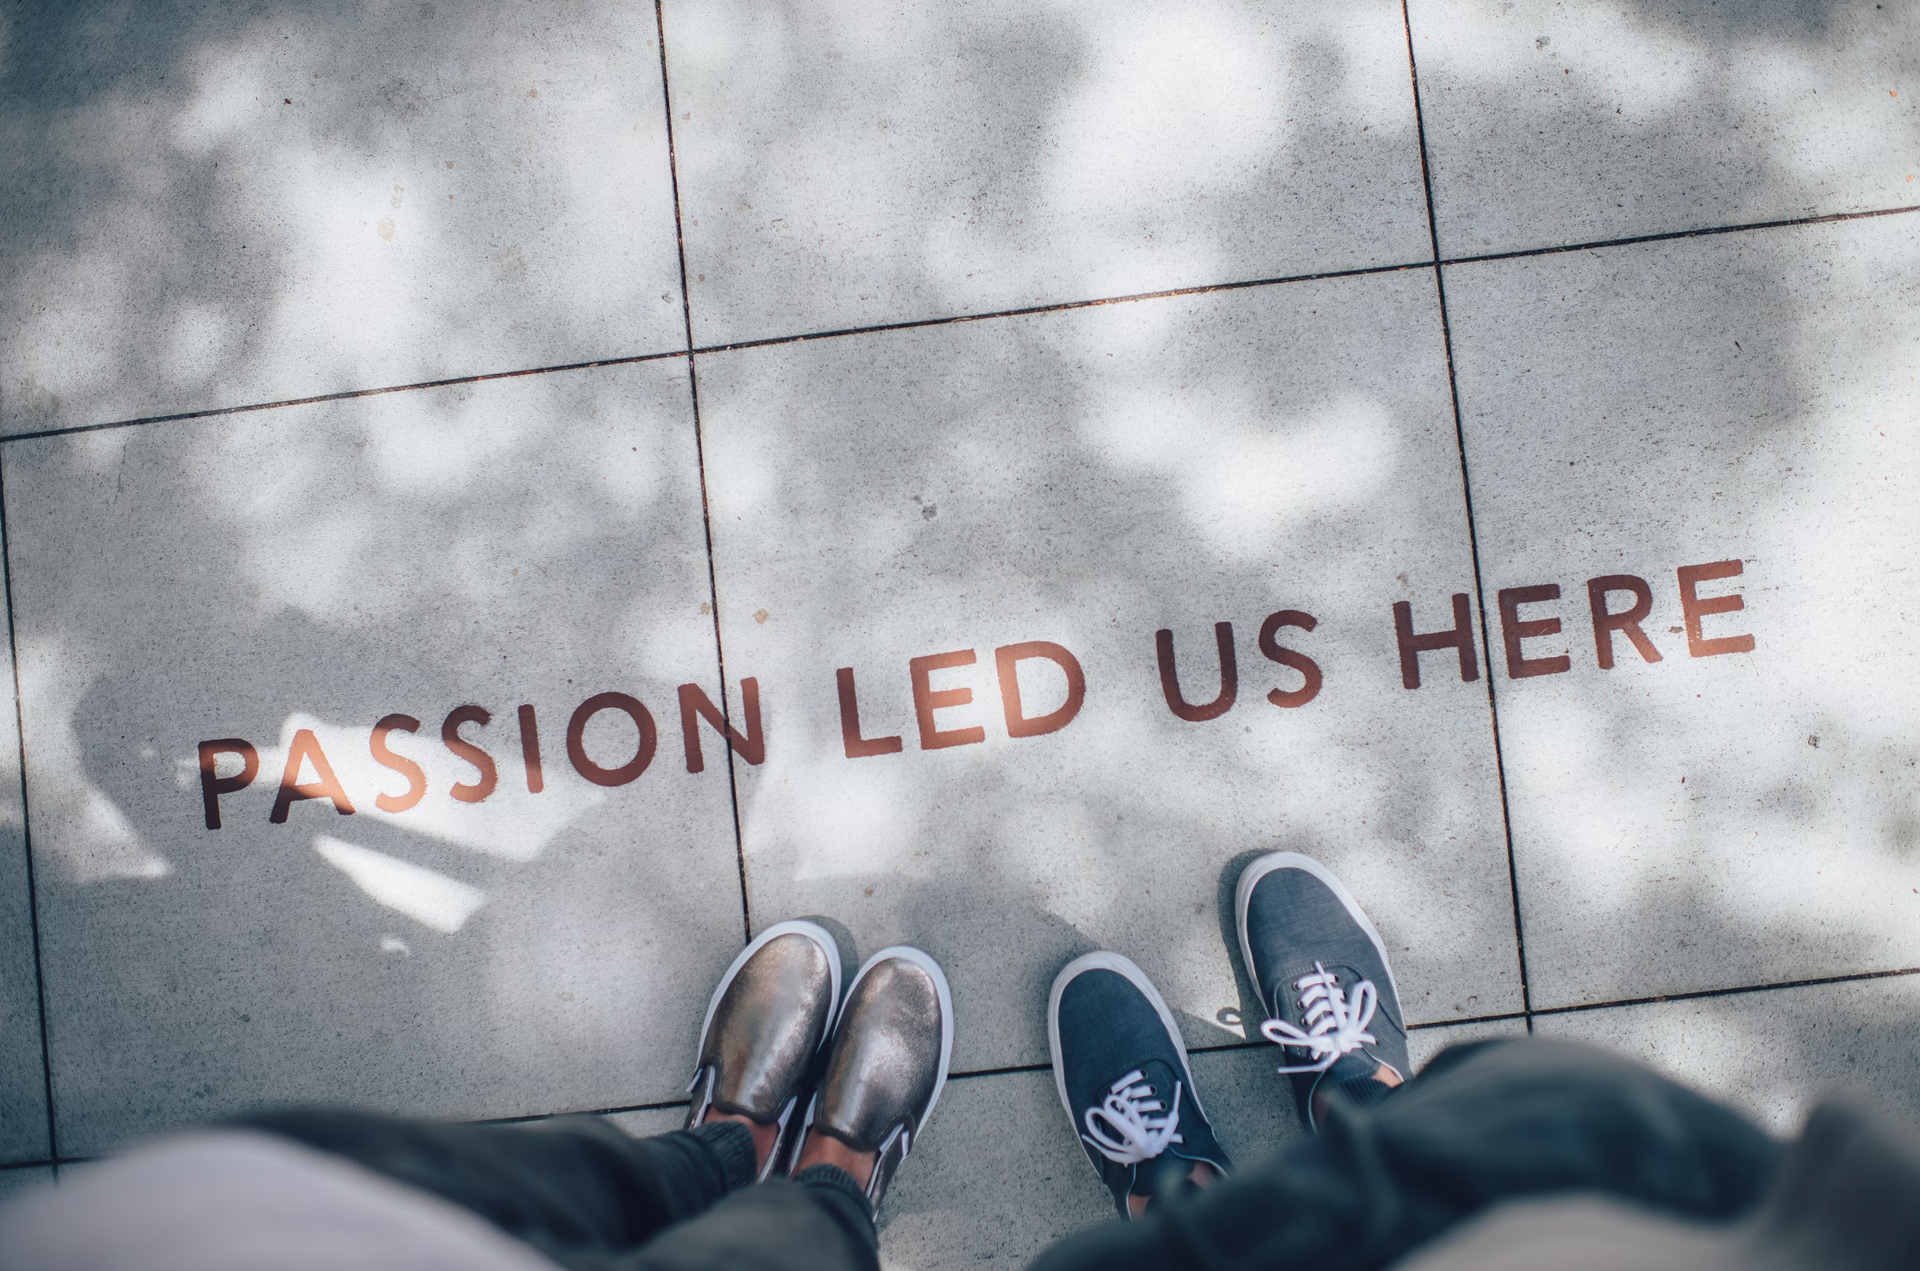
[1441,201,1920,268]
[653,0,752,946]
[481,1094,693,1126]
[685,260,1434,353]
[0,349,689,444]
[680,204,1920,355]
[893,1013,1535,1086]
[504,963,1920,1106]
[6,203,1917,447]
[0,453,58,1161]
[900,1010,1548,1087]
[1400,0,1534,1031]
[1531,964,1920,1019]
[20,967,1913,1163]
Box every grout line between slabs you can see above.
[0,453,59,1161]
[0,1158,59,1173]
[1442,202,1920,268]
[938,1014,1529,1085]
[893,962,1920,1085]
[1530,963,1920,1020]
[6,202,1917,447]
[483,1094,693,1126]
[901,963,1920,1084]
[1401,0,1533,1032]
[654,0,752,947]
[0,349,689,444]
[664,203,1920,359]
[685,260,1432,354]
[10,966,1916,1165]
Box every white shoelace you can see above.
[1081,1069,1184,1165]
[1259,962,1378,1075]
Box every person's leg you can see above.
[238,1109,759,1267]
[238,937,951,1271]
[1030,1035,1782,1271]
[621,1167,880,1271]
[236,920,852,1270]
[242,1113,881,1271]
[618,944,956,1271]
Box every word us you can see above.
[196,558,1749,828]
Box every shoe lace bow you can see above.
[1259,962,1378,1075]
[1082,1069,1184,1165]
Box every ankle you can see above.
[1310,1062,1403,1125]
[703,1110,780,1173]
[1126,1160,1220,1217]
[794,1128,878,1190]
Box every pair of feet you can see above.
[683,853,1405,1220]
[1049,852,1409,1218]
[683,928,952,1210]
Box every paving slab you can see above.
[1409,0,1920,256]
[0,0,684,436]
[0,632,49,1164]
[1445,213,1920,1009]
[6,362,746,1156]
[1537,974,1920,1135]
[663,0,1432,348]
[698,270,1525,1077]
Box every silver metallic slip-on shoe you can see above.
[685,919,843,1181]
[797,946,953,1212]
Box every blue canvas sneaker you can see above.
[1235,852,1410,1129]
[1048,952,1232,1219]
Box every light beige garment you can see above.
[0,1130,561,1271]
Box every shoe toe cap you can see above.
[816,956,947,1150]
[704,932,837,1119]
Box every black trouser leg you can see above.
[626,1165,879,1271]
[237,1110,755,1265]
[240,1113,879,1271]
[1029,1037,1784,1271]
[238,1110,876,1271]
